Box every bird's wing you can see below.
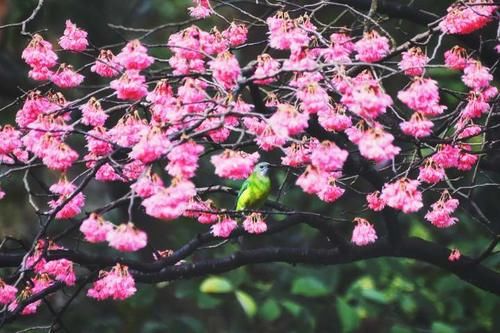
[235,179,250,210]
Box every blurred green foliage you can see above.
[0,0,499,332]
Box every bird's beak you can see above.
[268,164,279,168]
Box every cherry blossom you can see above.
[354,30,390,63]
[106,222,147,252]
[425,191,459,228]
[80,213,114,243]
[211,216,238,238]
[211,150,260,180]
[59,20,88,51]
[243,213,268,234]
[87,264,136,300]
[398,47,428,76]
[351,218,378,246]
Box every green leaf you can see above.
[200,277,233,293]
[431,322,457,333]
[259,299,281,321]
[291,277,330,297]
[336,297,359,333]
[399,295,417,315]
[361,289,389,304]
[281,300,302,317]
[235,290,257,318]
[197,293,222,309]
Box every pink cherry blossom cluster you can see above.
[425,191,459,228]
[211,215,238,238]
[87,264,136,300]
[243,213,268,234]
[188,0,212,19]
[439,0,497,35]
[378,178,423,213]
[211,150,260,180]
[351,217,378,246]
[398,47,429,76]
[354,30,391,63]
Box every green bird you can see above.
[236,162,272,211]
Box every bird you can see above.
[235,162,272,212]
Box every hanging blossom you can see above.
[399,112,434,138]
[51,64,84,88]
[397,78,447,116]
[80,97,108,127]
[0,125,22,161]
[398,47,428,76]
[142,179,197,220]
[461,91,490,119]
[461,60,493,90]
[343,80,393,119]
[425,191,459,228]
[310,140,348,172]
[106,222,147,252]
[281,138,319,167]
[167,26,208,75]
[188,0,213,19]
[0,279,18,305]
[85,127,113,157]
[321,31,354,63]
[116,39,154,70]
[87,264,136,301]
[439,0,497,35]
[433,144,478,171]
[132,171,164,198]
[380,178,423,213]
[48,177,85,219]
[211,150,260,180]
[166,141,204,179]
[108,112,148,148]
[346,123,401,163]
[366,191,386,211]
[243,213,268,234]
[129,128,171,164]
[455,118,482,140]
[8,275,53,315]
[146,79,175,106]
[266,11,312,51]
[296,165,345,203]
[354,30,390,63]
[184,197,219,224]
[222,22,248,47]
[296,79,330,114]
[418,158,446,184]
[110,70,148,100]
[59,20,88,52]
[351,218,378,246]
[26,241,76,286]
[22,34,58,69]
[269,103,309,136]
[444,45,468,70]
[40,138,79,172]
[317,104,352,133]
[208,51,241,90]
[253,54,281,85]
[80,213,114,243]
[449,248,461,262]
[211,215,238,238]
[91,50,120,77]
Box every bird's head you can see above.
[253,162,278,176]
[253,162,273,176]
